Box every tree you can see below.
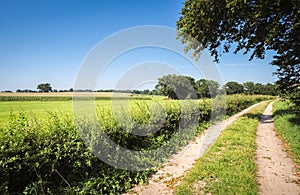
[195,79,219,98]
[177,0,299,107]
[254,83,264,94]
[243,82,255,95]
[155,74,197,99]
[263,83,277,96]
[37,83,52,92]
[224,81,244,95]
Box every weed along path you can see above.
[124,102,265,195]
[256,102,300,195]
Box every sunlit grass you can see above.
[0,98,162,125]
[273,101,300,170]
[175,101,270,195]
[0,95,272,194]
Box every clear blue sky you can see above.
[0,0,277,91]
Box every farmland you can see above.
[0,93,274,194]
[1,0,299,194]
[0,92,157,125]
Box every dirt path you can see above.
[256,102,300,195]
[124,102,265,195]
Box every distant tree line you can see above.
[155,74,277,99]
[8,83,158,95]
[9,87,159,95]
[14,89,75,93]
[96,89,160,95]
[3,79,277,98]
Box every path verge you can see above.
[256,102,300,195]
[125,101,267,195]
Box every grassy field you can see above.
[273,101,300,170]
[0,93,164,125]
[0,94,273,194]
[0,94,271,126]
[0,92,133,97]
[175,101,270,195]
[0,100,138,125]
[0,101,73,125]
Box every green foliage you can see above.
[243,82,277,96]
[155,75,278,99]
[155,74,197,99]
[278,87,300,113]
[260,83,277,96]
[177,0,299,107]
[0,95,272,194]
[224,94,272,117]
[177,0,299,63]
[225,81,244,94]
[37,83,52,92]
[196,79,219,98]
[0,111,153,194]
[243,82,256,95]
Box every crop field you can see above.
[1,0,299,194]
[0,92,156,101]
[0,94,273,194]
[0,100,153,125]
[0,92,132,97]
[0,92,160,125]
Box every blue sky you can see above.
[0,0,277,91]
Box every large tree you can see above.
[224,81,244,94]
[263,83,277,96]
[37,83,52,92]
[243,82,255,95]
[254,83,264,94]
[155,74,197,99]
[195,79,219,98]
[177,0,299,107]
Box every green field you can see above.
[0,94,274,194]
[0,94,163,125]
[0,100,130,125]
[0,94,271,126]
[0,101,73,125]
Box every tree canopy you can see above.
[177,0,299,107]
[225,81,244,95]
[37,83,52,92]
[243,82,256,95]
[196,79,219,98]
[155,74,276,99]
[155,74,197,99]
